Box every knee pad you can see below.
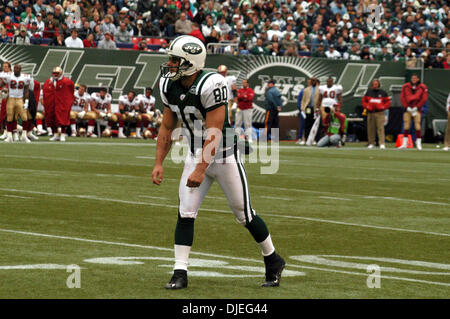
[36,112,44,120]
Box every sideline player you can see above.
[117,90,139,138]
[316,77,343,118]
[443,93,450,151]
[152,35,285,290]
[90,87,114,136]
[0,61,11,140]
[136,87,157,139]
[0,64,31,143]
[70,84,95,137]
[399,74,428,150]
[217,64,237,124]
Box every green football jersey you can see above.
[159,70,235,154]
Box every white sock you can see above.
[88,126,94,133]
[119,127,124,134]
[174,244,191,271]
[7,131,12,139]
[71,124,76,132]
[22,130,27,138]
[47,127,53,134]
[136,127,141,135]
[259,235,275,257]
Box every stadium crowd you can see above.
[0,1,448,66]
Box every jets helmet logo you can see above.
[182,43,202,55]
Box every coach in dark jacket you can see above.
[264,79,283,141]
[362,79,391,149]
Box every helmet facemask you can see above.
[160,56,193,81]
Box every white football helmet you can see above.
[160,35,206,81]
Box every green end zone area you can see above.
[0,139,449,298]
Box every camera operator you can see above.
[317,104,347,147]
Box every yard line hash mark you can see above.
[1,188,448,238]
[0,228,448,287]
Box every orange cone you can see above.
[395,134,413,148]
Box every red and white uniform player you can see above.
[90,88,112,136]
[136,88,157,138]
[70,85,93,136]
[117,91,139,138]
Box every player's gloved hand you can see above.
[99,111,106,118]
[231,102,237,110]
[77,110,86,119]
[1,89,8,99]
[23,99,29,110]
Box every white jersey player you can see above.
[317,77,343,116]
[118,91,139,114]
[443,93,450,151]
[117,90,139,138]
[0,64,32,143]
[136,87,156,113]
[70,85,96,137]
[90,89,112,114]
[35,88,47,135]
[72,85,91,112]
[217,64,237,122]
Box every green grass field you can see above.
[0,138,449,298]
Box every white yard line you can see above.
[136,156,155,159]
[0,188,448,238]
[0,154,153,167]
[319,196,352,201]
[255,185,450,207]
[260,195,292,201]
[2,194,32,200]
[21,141,154,147]
[138,195,168,200]
[0,227,448,287]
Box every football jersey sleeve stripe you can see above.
[196,72,214,95]
[205,103,226,113]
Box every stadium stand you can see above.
[0,0,447,65]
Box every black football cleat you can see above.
[262,253,286,287]
[165,269,188,290]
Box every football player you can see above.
[117,90,139,138]
[23,77,41,141]
[0,64,32,143]
[0,61,12,140]
[316,77,343,118]
[217,64,237,124]
[70,84,96,137]
[443,93,450,151]
[399,74,428,150]
[152,35,285,290]
[137,87,161,139]
[90,87,114,136]
[35,88,49,136]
